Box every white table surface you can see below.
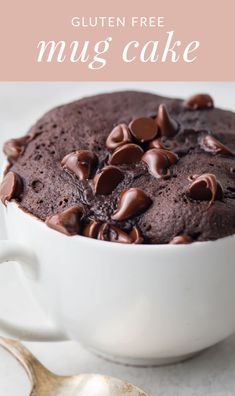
[0,82,235,396]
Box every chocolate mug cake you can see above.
[1,91,235,244]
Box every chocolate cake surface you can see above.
[1,90,235,244]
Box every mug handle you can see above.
[0,240,68,342]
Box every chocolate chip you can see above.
[169,235,192,244]
[187,173,223,207]
[111,188,152,221]
[109,143,143,165]
[129,226,144,244]
[156,104,178,138]
[97,223,108,240]
[93,165,124,195]
[3,132,41,161]
[148,138,167,150]
[185,94,214,110]
[101,222,142,243]
[142,148,178,179]
[0,171,24,205]
[3,136,29,161]
[200,135,234,156]
[108,225,132,243]
[84,220,133,244]
[61,150,97,180]
[129,117,158,142]
[97,223,132,243]
[83,219,101,238]
[46,205,83,236]
[106,124,132,151]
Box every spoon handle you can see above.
[0,337,149,396]
[0,337,51,385]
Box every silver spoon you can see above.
[0,337,148,396]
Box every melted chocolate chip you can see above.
[142,148,179,179]
[46,205,83,236]
[106,124,132,151]
[187,173,224,207]
[93,165,124,195]
[97,223,130,243]
[97,223,132,243]
[3,131,41,161]
[3,136,30,161]
[108,225,132,243]
[129,226,144,244]
[148,139,167,150]
[185,94,214,110]
[84,219,141,244]
[0,171,24,205]
[156,104,178,138]
[200,135,233,156]
[111,188,152,221]
[169,235,192,244]
[61,150,97,180]
[129,117,158,142]
[83,219,101,238]
[97,223,108,240]
[109,143,143,165]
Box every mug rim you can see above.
[5,200,235,251]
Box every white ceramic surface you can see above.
[0,201,235,365]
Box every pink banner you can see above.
[0,0,234,80]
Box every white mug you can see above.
[0,200,235,366]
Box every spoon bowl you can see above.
[0,337,148,396]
